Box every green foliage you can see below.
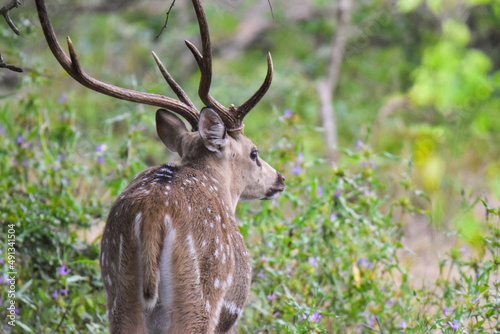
[1,1,499,333]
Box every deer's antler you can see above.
[35,0,273,131]
[187,0,273,130]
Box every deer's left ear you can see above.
[156,109,189,153]
[199,108,227,155]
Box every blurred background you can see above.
[1,0,499,332]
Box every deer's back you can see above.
[100,164,252,333]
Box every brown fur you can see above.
[100,110,284,334]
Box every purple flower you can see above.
[400,319,406,330]
[330,213,337,221]
[22,157,28,168]
[0,125,5,135]
[16,135,23,145]
[98,156,104,165]
[358,258,373,269]
[0,298,2,306]
[52,289,58,299]
[291,165,301,175]
[334,188,341,198]
[283,109,294,119]
[330,161,336,169]
[316,186,323,197]
[369,159,376,169]
[267,293,276,301]
[61,289,68,297]
[300,313,307,322]
[308,312,321,323]
[297,153,304,163]
[356,139,364,150]
[58,265,71,276]
[460,246,467,256]
[359,161,369,168]
[95,144,107,153]
[309,257,317,267]
[58,93,67,104]
[273,311,280,317]
[386,299,395,306]
[0,258,4,265]
[443,306,449,316]
[258,269,266,280]
[286,266,293,276]
[58,152,66,161]
[448,319,459,330]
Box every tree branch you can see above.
[317,0,353,161]
[0,49,22,72]
[1,0,21,35]
[156,0,176,39]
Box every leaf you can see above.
[397,0,423,12]
[66,275,89,284]
[443,20,471,46]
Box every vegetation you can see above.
[1,0,499,333]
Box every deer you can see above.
[35,0,285,333]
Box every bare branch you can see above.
[0,49,22,72]
[0,0,21,35]
[267,0,275,19]
[156,0,176,39]
[317,0,353,161]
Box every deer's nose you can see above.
[277,172,285,187]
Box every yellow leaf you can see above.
[352,261,361,288]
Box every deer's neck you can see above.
[185,162,241,213]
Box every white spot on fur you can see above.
[106,275,112,286]
[202,240,206,247]
[214,278,220,288]
[215,249,218,258]
[134,212,142,241]
[186,235,200,285]
[223,300,242,316]
[118,234,123,272]
[206,300,211,312]
[222,223,226,229]
[188,205,191,212]
[158,215,175,324]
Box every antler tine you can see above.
[190,0,227,114]
[35,0,200,129]
[233,52,274,124]
[152,51,197,110]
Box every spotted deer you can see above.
[35,0,285,333]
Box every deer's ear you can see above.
[199,108,227,155]
[156,109,189,153]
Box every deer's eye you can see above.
[250,150,259,161]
